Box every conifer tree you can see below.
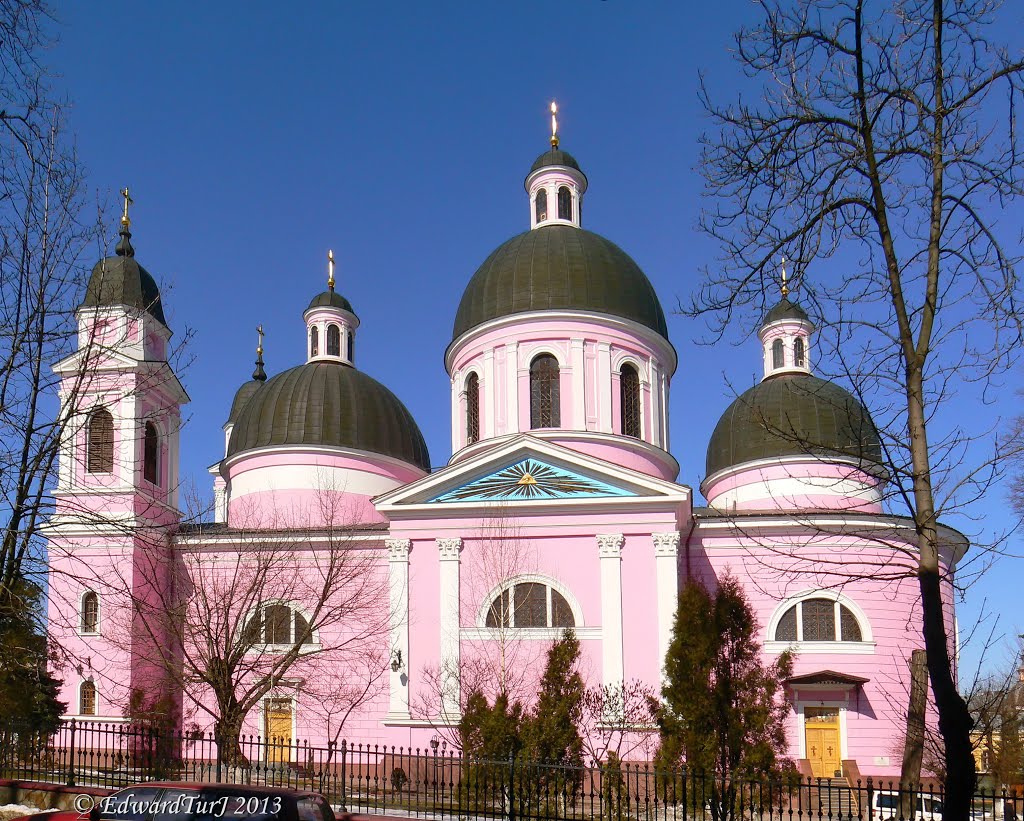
[653,574,792,821]
[522,629,585,767]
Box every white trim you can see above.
[765,588,874,644]
[474,573,585,629]
[78,589,101,636]
[386,538,412,720]
[523,346,568,370]
[461,626,601,641]
[78,678,99,717]
[242,601,320,654]
[652,532,680,683]
[796,701,849,762]
[598,534,625,692]
[437,538,462,720]
[766,640,876,655]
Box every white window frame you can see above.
[79,589,100,635]
[243,601,319,654]
[765,590,874,655]
[473,574,584,635]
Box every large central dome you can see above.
[452,224,668,342]
[227,361,430,470]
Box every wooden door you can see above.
[264,698,293,764]
[805,707,841,778]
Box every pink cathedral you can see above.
[44,132,964,781]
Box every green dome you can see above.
[452,225,668,342]
[706,373,881,478]
[762,297,809,326]
[307,290,355,315]
[529,148,582,175]
[82,253,166,325]
[227,380,265,424]
[227,361,430,470]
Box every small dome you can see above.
[762,297,809,326]
[452,224,668,342]
[307,290,355,314]
[529,148,583,176]
[82,254,166,325]
[706,373,881,477]
[227,379,264,424]
[227,361,430,470]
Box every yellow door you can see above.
[805,707,841,778]
[264,698,293,764]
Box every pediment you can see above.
[373,435,690,512]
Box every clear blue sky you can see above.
[48,1,1021,678]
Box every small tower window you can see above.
[87,409,114,473]
[557,186,572,221]
[794,337,806,367]
[327,324,341,357]
[81,591,99,633]
[466,373,480,444]
[80,680,97,716]
[620,364,641,438]
[530,354,560,429]
[310,326,319,357]
[772,338,784,369]
[347,329,354,362]
[143,422,159,485]
[535,189,548,222]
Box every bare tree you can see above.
[104,497,392,765]
[579,679,658,764]
[691,0,1024,811]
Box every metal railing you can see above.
[0,721,1020,821]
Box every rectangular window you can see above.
[801,600,836,642]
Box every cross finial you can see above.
[253,324,267,382]
[327,249,335,292]
[257,324,264,356]
[120,187,134,228]
[550,101,559,148]
[780,256,790,298]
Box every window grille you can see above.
[80,681,97,715]
[327,324,341,356]
[87,409,114,473]
[773,598,865,642]
[772,338,785,369]
[466,373,480,444]
[310,326,319,357]
[82,592,99,633]
[620,365,641,438]
[485,582,575,629]
[530,354,560,428]
[535,189,548,222]
[557,186,572,220]
[794,337,806,367]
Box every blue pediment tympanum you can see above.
[427,458,636,503]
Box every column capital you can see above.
[597,534,624,558]
[652,531,681,557]
[437,537,463,561]
[386,538,411,562]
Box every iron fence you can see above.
[0,721,1020,821]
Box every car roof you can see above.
[128,783,322,797]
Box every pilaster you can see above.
[598,534,624,691]
[652,531,681,682]
[386,539,412,720]
[437,537,463,721]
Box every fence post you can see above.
[866,777,874,821]
[67,719,77,788]
[507,753,516,821]
[338,739,347,812]
[681,767,688,821]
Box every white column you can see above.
[57,391,74,490]
[648,358,661,447]
[386,539,412,720]
[661,373,670,451]
[483,350,495,440]
[570,338,586,429]
[450,376,460,453]
[598,534,625,691]
[437,537,463,721]
[596,343,613,433]
[505,343,519,435]
[119,394,137,486]
[652,532,681,683]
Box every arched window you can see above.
[535,189,548,222]
[465,373,480,444]
[773,598,864,642]
[87,409,114,473]
[327,324,341,357]
[772,338,785,369]
[242,603,315,649]
[347,329,354,362]
[80,680,97,716]
[81,591,99,633]
[557,186,572,221]
[530,354,560,429]
[143,422,159,485]
[620,364,641,438]
[310,326,319,357]
[794,337,806,367]
[485,581,575,629]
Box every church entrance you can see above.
[264,698,293,764]
[804,707,842,778]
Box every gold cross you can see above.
[550,101,559,148]
[257,324,264,356]
[328,249,335,291]
[120,187,134,227]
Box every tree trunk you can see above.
[214,711,248,769]
[901,649,928,817]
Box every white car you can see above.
[871,791,944,821]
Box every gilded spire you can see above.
[780,256,790,298]
[550,101,559,148]
[327,249,336,292]
[253,324,267,382]
[115,186,136,258]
